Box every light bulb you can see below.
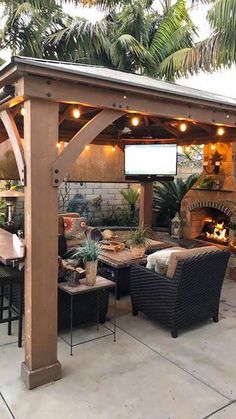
[131,116,140,127]
[217,127,225,136]
[72,107,81,119]
[179,123,187,132]
[85,145,90,150]
[111,146,115,152]
[56,142,61,149]
[211,144,216,150]
[20,107,25,116]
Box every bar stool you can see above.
[0,265,23,347]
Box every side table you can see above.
[58,276,116,355]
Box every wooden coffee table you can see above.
[98,249,147,300]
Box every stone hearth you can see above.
[181,142,236,281]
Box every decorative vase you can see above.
[85,260,98,286]
[130,245,146,258]
[68,269,80,287]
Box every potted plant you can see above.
[229,222,236,253]
[73,239,101,285]
[199,175,214,190]
[130,225,150,258]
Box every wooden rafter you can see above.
[53,108,125,186]
[0,109,25,185]
[149,116,179,137]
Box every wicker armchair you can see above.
[130,250,230,338]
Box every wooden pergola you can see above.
[1,56,236,389]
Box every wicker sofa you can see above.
[130,250,230,338]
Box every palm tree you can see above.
[47,0,199,80]
[153,173,199,222]
[159,0,236,77]
[0,0,65,58]
[120,188,140,218]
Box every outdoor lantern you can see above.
[171,212,182,239]
[0,189,24,232]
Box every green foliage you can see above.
[0,0,201,81]
[199,175,214,189]
[153,173,199,219]
[71,238,101,262]
[164,0,236,75]
[120,188,140,206]
[130,225,150,246]
[0,199,6,226]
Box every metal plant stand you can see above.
[58,276,117,355]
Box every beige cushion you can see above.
[146,247,183,275]
[167,246,219,279]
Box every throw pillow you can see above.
[146,247,183,275]
[167,246,219,279]
[63,216,87,240]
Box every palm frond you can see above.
[149,0,193,63]
[208,0,236,31]
[153,174,199,217]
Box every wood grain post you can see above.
[21,98,61,389]
[139,182,153,227]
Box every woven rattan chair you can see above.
[130,250,230,338]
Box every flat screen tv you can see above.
[124,144,177,178]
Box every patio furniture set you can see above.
[0,214,231,353]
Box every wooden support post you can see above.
[21,99,61,389]
[139,182,153,227]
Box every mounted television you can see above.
[124,144,177,180]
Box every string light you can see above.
[85,145,90,150]
[179,123,187,132]
[131,116,140,127]
[72,107,81,119]
[217,127,225,136]
[56,142,61,149]
[111,145,115,152]
[211,144,216,150]
[20,107,25,116]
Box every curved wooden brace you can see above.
[53,108,125,186]
[0,109,25,185]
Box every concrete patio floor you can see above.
[0,279,236,419]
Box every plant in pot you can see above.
[229,222,236,253]
[130,225,150,258]
[73,239,101,286]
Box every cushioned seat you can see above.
[130,249,230,338]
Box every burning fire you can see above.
[205,220,228,243]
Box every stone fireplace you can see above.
[181,142,236,280]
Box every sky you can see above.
[1,1,236,99]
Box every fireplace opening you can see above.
[196,209,230,245]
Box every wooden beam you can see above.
[0,109,25,184]
[139,182,153,227]
[53,108,125,186]
[21,98,61,389]
[59,104,73,125]
[149,116,179,137]
[17,76,236,127]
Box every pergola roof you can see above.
[1,56,236,108]
[0,56,236,148]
